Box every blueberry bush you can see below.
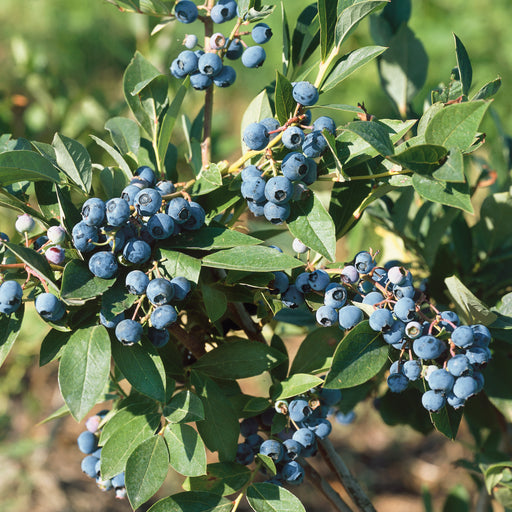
[1,0,512,510]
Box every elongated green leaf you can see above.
[0,188,48,224]
[192,164,223,194]
[4,242,58,293]
[270,374,324,401]
[287,192,336,261]
[0,304,24,367]
[183,462,251,496]
[100,282,137,320]
[60,260,116,304]
[312,103,364,114]
[431,149,464,183]
[202,246,302,272]
[424,100,491,152]
[391,144,447,174]
[290,326,340,374]
[201,283,227,323]
[106,0,174,15]
[126,435,169,510]
[454,34,472,96]
[158,248,201,283]
[0,150,61,185]
[275,71,295,125]
[329,180,371,237]
[58,325,111,420]
[163,227,261,250]
[324,321,388,389]
[37,403,70,425]
[90,134,133,181]
[164,390,205,423]
[164,423,207,477]
[318,0,338,60]
[52,133,92,193]
[193,341,286,380]
[191,372,239,461]
[343,120,395,156]
[291,4,319,68]
[158,80,188,167]
[105,116,140,156]
[322,46,386,92]
[247,482,306,512]
[412,174,473,214]
[281,2,290,75]
[39,328,69,366]
[430,403,463,440]
[148,492,232,512]
[472,76,501,101]
[322,130,349,181]
[100,413,161,479]
[111,338,167,402]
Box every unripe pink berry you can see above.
[45,245,66,265]
[47,225,66,244]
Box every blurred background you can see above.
[0,0,511,510]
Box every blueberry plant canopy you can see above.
[1,0,512,510]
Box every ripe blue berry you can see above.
[281,285,304,308]
[382,320,405,345]
[105,198,131,227]
[35,293,65,322]
[0,280,23,315]
[308,269,330,291]
[211,0,237,23]
[242,177,266,203]
[243,122,269,150]
[263,202,290,224]
[341,265,359,284]
[465,346,491,366]
[148,327,170,348]
[151,305,178,329]
[338,305,364,330]
[77,431,99,454]
[451,326,474,348]
[265,176,293,205]
[241,46,266,68]
[134,188,162,217]
[288,399,312,423]
[146,213,175,239]
[369,308,394,332]
[81,198,105,227]
[89,251,118,279]
[282,461,305,485]
[283,439,302,461]
[198,53,223,77]
[292,81,319,106]
[171,276,191,301]
[190,71,213,90]
[100,311,125,329]
[167,197,192,224]
[446,354,470,377]
[126,270,149,295]
[472,324,491,347]
[174,0,199,23]
[302,131,327,158]
[421,390,446,412]
[183,202,206,230]
[335,411,356,424]
[157,180,176,196]
[259,439,284,462]
[122,238,152,264]
[323,284,347,309]
[226,38,243,60]
[393,297,416,322]
[240,417,259,438]
[292,428,315,448]
[236,442,254,465]
[81,455,100,478]
[413,335,445,360]
[387,372,409,393]
[213,65,237,87]
[248,201,266,217]
[312,116,336,135]
[427,368,454,392]
[72,222,98,253]
[403,360,421,381]
[251,23,273,44]
[115,319,143,345]
[146,278,175,306]
[281,151,308,180]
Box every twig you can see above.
[318,438,376,512]
[168,323,206,359]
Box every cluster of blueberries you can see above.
[236,387,343,486]
[170,0,272,89]
[240,81,335,224]
[70,165,197,346]
[78,411,126,499]
[269,250,493,413]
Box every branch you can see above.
[168,323,206,359]
[318,438,376,512]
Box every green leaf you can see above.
[454,34,472,97]
[192,341,286,380]
[126,435,169,510]
[39,328,69,366]
[60,260,116,304]
[432,149,464,183]
[191,372,239,461]
[412,174,473,214]
[0,304,24,367]
[241,90,273,153]
[158,80,188,167]
[255,454,277,477]
[318,0,337,60]
[336,1,387,50]
[0,150,61,186]
[55,185,82,235]
[148,491,232,512]
[100,413,161,479]
[312,104,365,114]
[0,187,48,224]
[246,482,306,512]
[158,248,201,284]
[322,130,349,182]
[472,76,501,101]
[291,4,319,68]
[90,134,133,181]
[105,116,140,157]
[270,374,324,401]
[287,192,336,261]
[270,333,289,382]
[343,121,395,156]
[391,144,448,174]
[329,181,371,237]
[100,282,137,320]
[202,246,302,272]
[3,242,58,294]
[37,403,70,425]
[430,404,463,440]
[164,390,205,423]
[164,423,207,477]
[281,2,290,76]
[100,166,130,198]
[58,325,111,421]
[183,462,251,496]
[112,338,167,402]
[324,321,389,389]
[321,46,386,92]
[201,284,228,323]
[424,100,491,152]
[52,133,92,193]
[274,71,295,125]
[192,164,223,195]
[163,227,261,250]
[444,275,497,326]
[290,326,340,374]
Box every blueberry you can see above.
[213,65,237,87]
[451,326,474,348]
[240,417,259,438]
[403,360,421,381]
[171,58,189,79]
[115,319,143,345]
[146,278,175,305]
[211,0,237,23]
[121,184,141,206]
[372,268,388,286]
[15,213,35,234]
[0,280,23,315]
[413,335,445,360]
[167,197,192,224]
[241,46,266,68]
[35,293,65,322]
[369,308,394,332]
[148,327,170,348]
[122,238,152,264]
[295,273,312,294]
[145,213,173,239]
[183,201,206,230]
[241,165,262,181]
[33,235,49,251]
[338,305,364,330]
[405,321,422,339]
[354,251,375,274]
[393,284,415,299]
[292,238,308,254]
[265,176,293,205]
[198,53,223,77]
[245,433,264,452]
[362,292,383,306]
[226,38,243,60]
[340,265,359,284]
[77,431,99,454]
[282,461,304,485]
[283,439,302,462]
[281,151,308,180]
[105,198,131,227]
[248,200,266,217]
[241,177,266,203]
[446,354,470,377]
[335,411,356,424]
[190,71,213,90]
[269,272,289,294]
[183,34,198,49]
[280,285,304,308]
[151,305,178,329]
[260,117,281,140]
[259,439,284,462]
[471,324,491,347]
[309,269,330,291]
[81,455,100,478]
[288,399,312,423]
[243,122,269,151]
[292,81,319,106]
[111,472,125,488]
[292,428,315,448]
[387,372,409,393]
[174,0,198,23]
[421,390,446,412]
[81,198,105,227]
[393,297,416,322]
[465,346,491,366]
[156,180,176,196]
[312,116,336,135]
[236,442,254,465]
[324,284,347,309]
[427,368,454,392]
[252,23,273,44]
[319,388,342,407]
[263,202,290,224]
[45,246,65,265]
[302,130,327,158]
[134,188,162,217]
[446,392,466,409]
[72,221,99,252]
[176,50,199,76]
[100,311,125,329]
[125,270,149,295]
[89,251,118,279]
[382,320,405,345]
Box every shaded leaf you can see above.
[274,71,295,125]
[164,423,207,477]
[391,144,447,174]
[0,304,24,367]
[270,374,324,401]
[164,390,205,423]
[290,326,340,374]
[343,120,395,156]
[0,150,61,186]
[148,491,232,512]
[105,116,140,156]
[454,34,472,96]
[183,462,251,496]
[163,227,261,251]
[52,133,92,193]
[247,482,306,512]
